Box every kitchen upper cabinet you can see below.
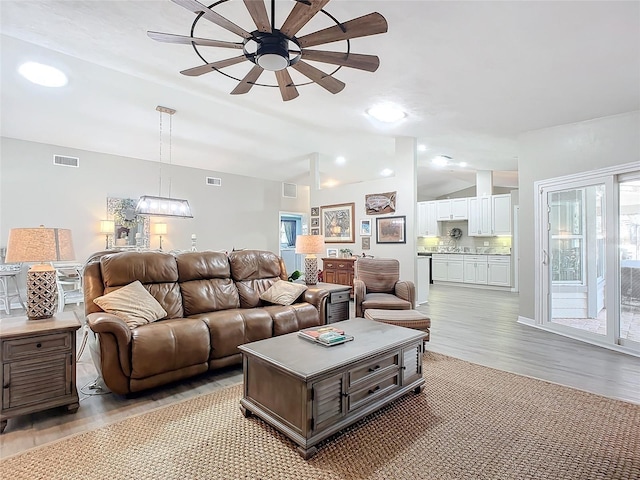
[417,201,440,237]
[436,198,468,221]
[468,196,492,236]
[468,194,511,236]
[492,194,512,235]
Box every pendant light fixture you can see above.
[136,106,193,218]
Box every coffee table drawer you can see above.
[348,372,400,412]
[348,352,399,389]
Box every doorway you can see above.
[279,212,304,276]
[536,166,640,353]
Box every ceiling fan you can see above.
[148,0,388,101]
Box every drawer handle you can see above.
[368,386,380,395]
[36,343,42,348]
[338,264,345,267]
[368,365,380,372]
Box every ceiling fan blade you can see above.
[280,0,330,38]
[301,50,380,72]
[230,65,265,95]
[147,31,244,49]
[297,12,388,48]
[180,56,248,76]
[171,0,252,39]
[243,0,271,33]
[275,69,299,101]
[291,61,345,94]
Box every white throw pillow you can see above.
[260,280,307,306]
[93,280,167,329]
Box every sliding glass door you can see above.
[537,166,639,353]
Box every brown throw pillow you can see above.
[260,280,307,306]
[93,280,167,329]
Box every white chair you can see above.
[52,262,84,313]
[0,264,25,314]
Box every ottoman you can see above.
[364,308,431,342]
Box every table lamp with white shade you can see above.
[295,235,325,285]
[99,219,115,249]
[154,222,167,251]
[4,226,76,320]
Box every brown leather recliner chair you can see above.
[353,257,415,318]
[84,249,328,395]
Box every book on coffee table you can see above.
[298,326,354,346]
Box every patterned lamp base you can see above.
[26,268,58,320]
[304,256,319,285]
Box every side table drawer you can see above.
[3,332,72,361]
[330,291,350,303]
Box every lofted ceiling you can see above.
[1,1,638,199]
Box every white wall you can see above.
[517,111,640,320]
[0,137,309,263]
[310,137,418,284]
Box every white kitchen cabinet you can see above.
[432,254,464,282]
[487,255,511,287]
[417,201,440,237]
[436,198,468,221]
[468,196,492,236]
[491,194,512,235]
[463,255,488,284]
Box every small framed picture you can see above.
[311,228,319,235]
[311,217,319,227]
[311,207,319,217]
[362,237,371,250]
[360,219,372,236]
[326,248,338,258]
[376,216,407,244]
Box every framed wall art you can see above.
[311,228,320,235]
[362,237,371,250]
[359,219,372,236]
[376,216,406,244]
[326,248,338,258]
[311,217,319,227]
[365,191,396,215]
[321,202,355,243]
[311,206,319,217]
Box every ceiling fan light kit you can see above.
[149,0,388,101]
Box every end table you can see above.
[305,282,351,324]
[0,312,80,433]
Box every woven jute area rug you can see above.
[2,353,639,479]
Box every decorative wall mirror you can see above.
[106,197,150,249]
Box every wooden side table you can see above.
[306,282,351,324]
[321,257,356,297]
[0,312,80,433]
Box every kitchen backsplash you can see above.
[417,221,512,253]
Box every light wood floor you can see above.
[1,284,639,458]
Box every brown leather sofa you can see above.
[84,249,328,395]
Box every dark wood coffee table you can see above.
[238,318,426,458]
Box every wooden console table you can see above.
[0,312,80,433]
[239,318,426,458]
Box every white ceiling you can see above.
[1,1,638,198]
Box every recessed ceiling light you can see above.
[335,156,346,165]
[365,103,406,123]
[418,144,427,152]
[380,168,394,177]
[18,62,68,87]
[432,155,451,167]
[458,161,468,168]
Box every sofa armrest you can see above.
[87,312,133,384]
[302,287,329,325]
[353,279,366,318]
[394,281,415,309]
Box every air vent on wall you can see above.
[53,155,79,168]
[206,176,222,186]
[282,182,297,198]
